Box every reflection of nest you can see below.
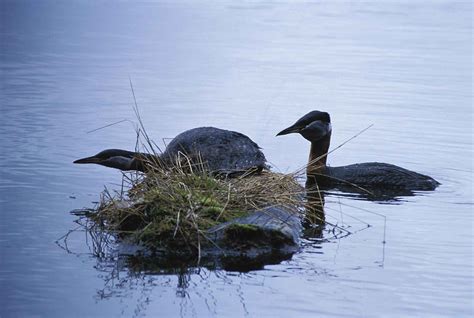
[56,188,382,318]
[56,214,296,317]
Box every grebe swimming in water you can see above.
[277,110,440,192]
[74,127,267,175]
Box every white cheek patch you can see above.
[304,121,331,136]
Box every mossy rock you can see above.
[207,205,302,252]
[222,223,293,249]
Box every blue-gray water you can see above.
[0,1,472,317]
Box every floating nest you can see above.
[87,157,307,255]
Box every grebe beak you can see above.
[276,126,301,136]
[73,156,102,164]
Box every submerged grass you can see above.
[89,157,305,254]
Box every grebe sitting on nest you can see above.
[74,127,267,176]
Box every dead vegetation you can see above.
[87,156,307,254]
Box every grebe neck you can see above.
[307,132,331,177]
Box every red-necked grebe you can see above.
[74,127,267,175]
[277,110,439,191]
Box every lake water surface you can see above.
[1,1,472,317]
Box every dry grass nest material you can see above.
[89,159,306,253]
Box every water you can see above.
[1,1,472,317]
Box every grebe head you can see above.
[74,149,139,171]
[277,110,333,184]
[276,110,331,142]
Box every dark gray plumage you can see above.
[161,127,266,174]
[74,127,266,175]
[277,110,440,193]
[324,162,439,191]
